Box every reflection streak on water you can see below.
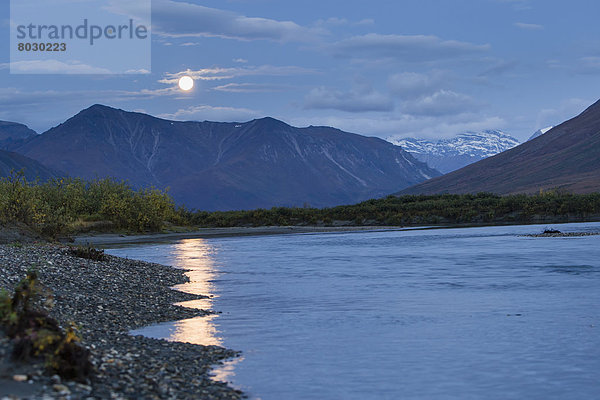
[211,357,245,383]
[165,239,222,346]
[169,239,240,382]
[125,239,240,383]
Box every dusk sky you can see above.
[2,0,600,142]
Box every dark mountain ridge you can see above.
[15,105,439,210]
[0,150,60,182]
[0,120,37,150]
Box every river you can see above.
[106,222,600,399]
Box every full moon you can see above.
[178,76,194,91]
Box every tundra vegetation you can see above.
[0,270,92,381]
[1,172,599,237]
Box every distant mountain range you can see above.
[4,99,597,209]
[0,150,59,182]
[0,121,37,150]
[0,121,59,181]
[389,130,521,173]
[12,105,439,210]
[399,99,600,195]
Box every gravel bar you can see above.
[0,244,244,400]
[521,232,600,237]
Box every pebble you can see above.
[0,244,243,400]
[53,384,71,395]
[12,375,28,382]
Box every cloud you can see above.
[535,98,590,129]
[315,17,348,27]
[410,116,507,139]
[387,71,446,98]
[159,65,318,85]
[7,60,113,74]
[212,83,289,93]
[477,60,518,77]
[401,90,479,116]
[550,56,600,75]
[0,86,181,111]
[314,17,375,27]
[329,33,489,62]
[102,0,151,23]
[125,69,151,74]
[0,86,253,131]
[157,105,261,122]
[150,0,324,42]
[497,0,532,10]
[304,87,394,113]
[514,22,543,30]
[357,19,375,26]
[575,56,600,74]
[289,114,506,140]
[0,88,116,132]
[0,88,81,108]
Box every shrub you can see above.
[68,244,106,261]
[0,172,182,236]
[189,192,600,227]
[0,270,93,382]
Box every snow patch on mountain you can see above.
[528,126,554,141]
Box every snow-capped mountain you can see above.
[399,99,600,196]
[388,130,521,174]
[528,126,554,141]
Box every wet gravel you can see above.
[0,244,244,399]
[522,232,600,237]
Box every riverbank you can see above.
[71,220,600,247]
[0,244,243,399]
[72,225,409,246]
[522,231,600,237]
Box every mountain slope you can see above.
[15,105,439,210]
[390,131,520,173]
[528,126,553,141]
[398,100,600,195]
[0,121,37,150]
[0,150,60,181]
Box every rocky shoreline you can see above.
[0,244,244,399]
[522,232,600,237]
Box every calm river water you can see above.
[106,222,600,400]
